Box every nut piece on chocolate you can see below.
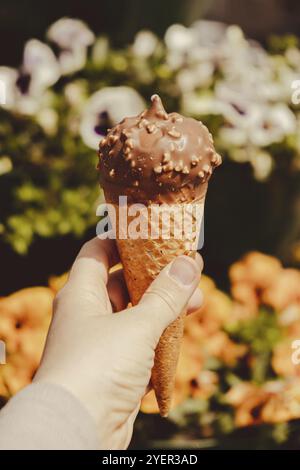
[98,94,221,204]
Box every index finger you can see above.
[68,236,120,291]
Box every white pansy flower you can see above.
[183,21,227,68]
[47,17,95,50]
[285,47,300,70]
[47,18,95,75]
[177,62,214,93]
[164,24,195,69]
[216,25,270,84]
[250,151,273,181]
[219,127,249,147]
[294,117,300,153]
[220,100,296,148]
[0,156,13,176]
[247,40,269,67]
[92,37,109,66]
[13,39,60,115]
[35,108,58,135]
[165,24,195,52]
[223,54,291,105]
[58,47,88,75]
[132,30,158,58]
[226,25,245,46]
[177,69,197,93]
[230,148,273,180]
[230,148,253,163]
[165,20,226,70]
[15,95,39,115]
[191,20,227,47]
[192,62,214,86]
[165,50,186,70]
[215,80,256,119]
[22,39,60,92]
[80,87,145,149]
[249,103,296,147]
[64,81,87,108]
[275,62,300,102]
[16,91,56,118]
[181,92,223,116]
[212,72,297,147]
[0,67,18,110]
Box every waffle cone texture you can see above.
[107,197,203,416]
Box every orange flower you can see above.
[229,252,282,313]
[141,385,189,414]
[1,354,36,395]
[140,389,159,414]
[190,370,218,400]
[176,337,203,386]
[226,379,300,427]
[262,269,300,311]
[199,291,233,334]
[184,317,206,343]
[279,304,300,338]
[272,340,300,378]
[48,272,68,293]
[0,287,54,397]
[225,382,259,407]
[0,370,8,398]
[0,287,53,330]
[225,382,269,427]
[18,328,49,369]
[0,287,53,356]
[187,275,233,334]
[229,252,282,289]
[141,333,204,414]
[262,380,300,423]
[204,331,247,367]
[199,275,216,296]
[230,282,258,312]
[228,302,258,324]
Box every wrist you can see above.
[33,372,127,449]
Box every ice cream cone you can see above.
[105,197,204,416]
[98,94,221,417]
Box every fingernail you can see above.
[195,252,204,272]
[187,288,203,314]
[169,256,200,286]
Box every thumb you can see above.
[134,255,202,342]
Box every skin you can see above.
[34,237,203,449]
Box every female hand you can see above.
[34,237,203,449]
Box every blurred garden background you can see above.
[1,0,300,449]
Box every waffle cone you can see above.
[105,196,204,416]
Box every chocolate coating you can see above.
[98,94,221,204]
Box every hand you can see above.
[34,237,203,449]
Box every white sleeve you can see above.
[0,382,99,450]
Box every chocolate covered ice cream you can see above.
[98,94,221,204]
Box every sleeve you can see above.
[0,382,99,450]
